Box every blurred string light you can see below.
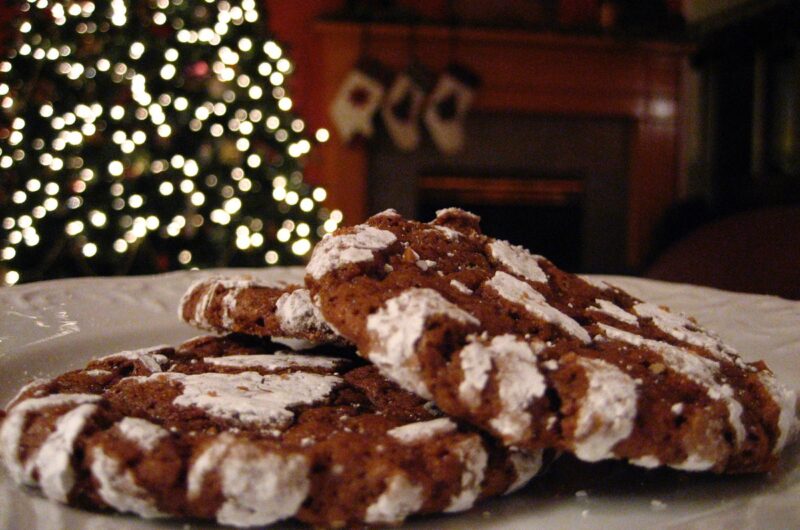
[0,0,341,285]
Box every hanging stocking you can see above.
[381,66,429,152]
[423,63,480,154]
[329,61,387,143]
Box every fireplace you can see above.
[313,22,692,272]
[369,112,631,272]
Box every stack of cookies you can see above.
[2,208,797,528]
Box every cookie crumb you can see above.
[649,362,666,375]
[402,247,420,263]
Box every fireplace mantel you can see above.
[313,21,692,269]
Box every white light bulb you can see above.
[292,239,311,256]
[108,160,124,176]
[312,187,327,201]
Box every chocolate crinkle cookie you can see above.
[305,208,799,473]
[0,334,546,528]
[179,277,342,345]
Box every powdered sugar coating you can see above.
[599,324,746,447]
[634,302,739,360]
[141,371,342,430]
[0,393,101,486]
[178,277,207,320]
[216,279,275,328]
[580,275,611,290]
[187,434,235,499]
[444,436,488,513]
[488,239,548,284]
[307,225,397,280]
[90,447,165,518]
[366,288,480,399]
[116,417,168,452]
[216,443,310,527]
[387,418,457,444]
[97,346,169,373]
[431,225,462,240]
[450,279,472,294]
[374,208,401,218]
[436,207,480,220]
[487,271,591,343]
[457,341,493,409]
[36,403,99,502]
[629,455,661,469]
[416,259,437,271]
[505,450,544,494]
[364,473,424,524]
[670,453,717,471]
[205,353,344,371]
[573,357,638,462]
[275,288,337,340]
[757,371,798,453]
[477,335,547,443]
[0,332,555,526]
[192,279,217,328]
[590,299,639,326]
[5,378,49,409]
[182,278,285,329]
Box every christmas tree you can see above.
[0,0,340,286]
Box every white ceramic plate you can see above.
[1,269,798,530]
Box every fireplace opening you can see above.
[368,112,632,273]
[418,174,584,271]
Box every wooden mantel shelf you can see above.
[313,21,693,269]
